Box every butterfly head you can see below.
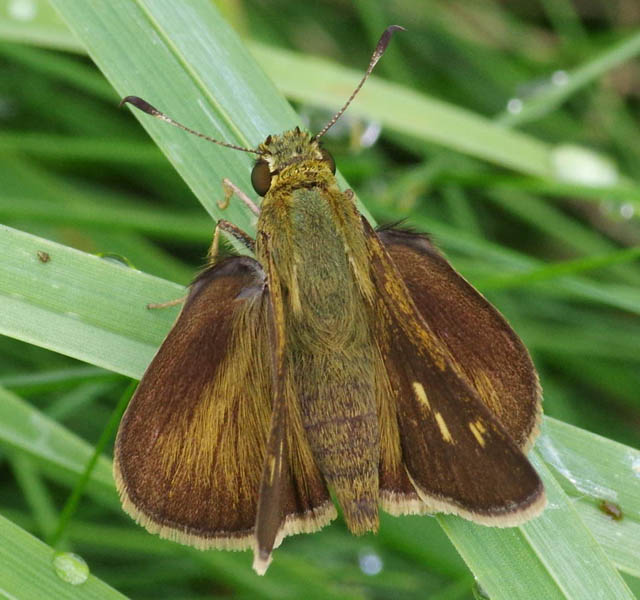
[250,127,336,196]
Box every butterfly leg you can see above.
[149,221,255,311]
[219,177,261,215]
[207,219,256,265]
[147,296,187,310]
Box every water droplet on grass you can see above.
[551,144,618,187]
[619,203,634,220]
[551,70,569,86]
[52,552,89,585]
[473,578,491,599]
[358,548,383,575]
[8,0,36,21]
[506,98,523,114]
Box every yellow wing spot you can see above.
[469,421,486,447]
[434,412,453,443]
[412,382,430,411]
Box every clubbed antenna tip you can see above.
[120,95,263,155]
[120,95,157,113]
[314,25,406,141]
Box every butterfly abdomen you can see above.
[295,351,380,535]
[277,187,381,534]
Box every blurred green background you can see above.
[0,1,639,599]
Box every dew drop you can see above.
[551,70,569,86]
[359,121,382,148]
[358,549,383,575]
[8,0,36,21]
[52,552,89,585]
[551,144,619,187]
[97,252,135,268]
[506,98,523,114]
[619,203,634,220]
[473,578,491,599]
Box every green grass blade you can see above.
[3,0,624,184]
[0,386,116,507]
[0,514,127,600]
[576,501,640,578]
[496,30,640,126]
[0,225,182,378]
[0,366,115,394]
[0,0,83,51]
[477,246,640,290]
[541,418,640,578]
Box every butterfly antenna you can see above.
[314,25,405,141]
[120,96,264,155]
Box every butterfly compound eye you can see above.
[320,148,336,174]
[251,160,272,196]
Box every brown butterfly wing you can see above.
[379,316,545,525]
[377,227,541,450]
[114,256,333,552]
[363,222,545,525]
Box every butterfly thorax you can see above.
[255,129,375,318]
[255,139,376,354]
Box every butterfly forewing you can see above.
[377,228,541,450]
[364,222,545,524]
[114,256,334,551]
[114,257,272,548]
[382,327,545,524]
